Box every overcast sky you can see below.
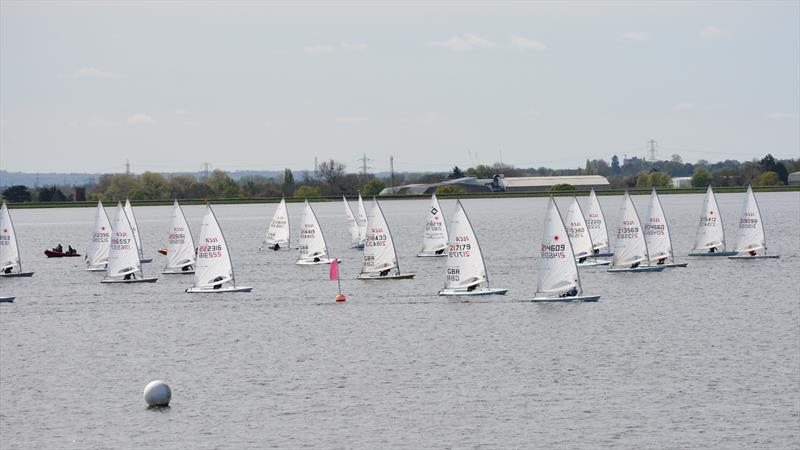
[1,1,798,174]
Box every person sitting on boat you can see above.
[56,243,63,253]
[212,275,224,290]
[435,248,445,255]
[578,256,587,264]
[379,268,390,276]
[270,243,281,251]
[467,283,477,292]
[630,261,640,269]
[3,267,11,274]
[656,256,667,265]
[748,249,757,257]
[709,246,717,253]
[559,286,578,298]
[123,272,136,280]
[67,245,75,254]
[181,264,193,272]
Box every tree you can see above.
[204,169,240,198]
[2,185,32,203]
[753,171,783,186]
[548,183,576,192]
[634,171,651,188]
[362,178,386,196]
[36,186,67,202]
[611,155,621,174]
[293,185,321,198]
[448,166,464,179]
[691,166,712,188]
[318,159,346,183]
[759,154,788,184]
[436,184,467,195]
[671,154,683,164]
[648,172,673,188]
[282,168,295,197]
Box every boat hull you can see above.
[185,286,253,293]
[161,269,196,275]
[593,252,614,257]
[438,287,508,296]
[296,258,341,266]
[607,266,665,273]
[0,272,34,278]
[101,277,159,284]
[577,259,610,267]
[528,295,600,303]
[688,251,737,257]
[417,252,446,257]
[728,254,780,260]
[357,273,416,280]
[0,296,14,303]
[658,262,688,268]
[140,257,153,264]
[44,250,81,258]
[86,266,106,272]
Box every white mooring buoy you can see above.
[143,380,171,407]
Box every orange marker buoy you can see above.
[335,294,346,302]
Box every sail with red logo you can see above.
[186,203,251,292]
[608,191,664,273]
[162,200,197,274]
[296,200,338,265]
[102,202,158,283]
[358,199,415,280]
[0,201,34,277]
[262,198,290,251]
[565,196,610,267]
[689,186,735,256]
[417,193,449,257]
[729,185,780,260]
[86,201,112,272]
[644,188,687,268]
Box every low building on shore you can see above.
[672,176,692,188]
[789,171,800,186]
[379,174,610,195]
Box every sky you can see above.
[1,1,799,174]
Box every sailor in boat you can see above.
[709,246,717,253]
[123,271,136,280]
[270,243,281,251]
[67,245,76,255]
[559,287,578,298]
[379,268,390,276]
[748,249,757,257]
[56,243,63,253]
[657,256,667,265]
[3,267,10,274]
[212,276,224,290]
[181,264,193,272]
[435,248,444,255]
[467,283,477,292]
[578,256,587,264]
[630,261,640,269]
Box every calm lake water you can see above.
[1,192,799,449]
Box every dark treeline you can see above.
[1,154,797,203]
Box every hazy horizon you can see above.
[2,1,798,174]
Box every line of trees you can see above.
[1,154,797,203]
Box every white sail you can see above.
[361,200,400,275]
[357,193,367,247]
[611,192,649,268]
[537,197,581,295]
[733,185,766,254]
[419,193,448,255]
[297,200,330,262]
[164,200,196,272]
[105,202,143,280]
[443,201,488,289]
[191,204,236,289]
[692,186,726,251]
[644,188,673,263]
[0,202,22,272]
[343,196,361,248]
[124,199,145,259]
[86,201,112,269]
[585,189,610,252]
[564,197,594,260]
[264,198,290,247]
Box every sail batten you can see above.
[537,198,582,296]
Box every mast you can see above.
[710,186,726,251]
[750,185,767,253]
[7,204,22,272]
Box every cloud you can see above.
[72,67,115,78]
[699,26,730,40]
[127,113,155,126]
[766,112,800,120]
[335,116,368,124]
[621,32,651,42]
[303,44,335,55]
[511,36,547,51]
[673,102,695,111]
[429,34,495,52]
[341,42,368,52]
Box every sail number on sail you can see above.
[586,214,602,229]
[300,223,317,239]
[643,218,666,236]
[567,221,586,238]
[448,235,471,257]
[91,232,110,243]
[699,216,717,227]
[169,227,187,245]
[110,232,132,251]
[739,212,758,229]
[541,243,567,259]
[366,228,387,247]
[198,237,222,258]
[617,220,639,239]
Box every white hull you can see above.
[185,285,253,293]
[351,244,365,250]
[357,273,416,280]
[728,254,780,260]
[417,251,446,257]
[0,271,34,278]
[140,257,153,264]
[296,258,341,266]
[688,251,737,257]
[528,295,600,303]
[607,266,665,273]
[86,266,106,272]
[101,277,159,284]
[0,296,14,303]
[577,259,610,267]
[593,251,614,257]
[161,269,196,275]
[438,287,508,296]
[656,262,688,268]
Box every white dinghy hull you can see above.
[86,266,106,272]
[577,259,610,267]
[417,251,446,257]
[0,296,14,303]
[296,258,341,266]
[0,272,34,277]
[728,254,780,260]
[528,295,600,303]
[659,262,689,268]
[161,269,195,275]
[438,287,508,296]
[593,251,614,257]
[101,277,159,284]
[357,273,416,280]
[688,251,737,257]
[607,266,665,273]
[185,285,253,293]
[140,257,153,264]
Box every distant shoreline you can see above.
[6,185,798,209]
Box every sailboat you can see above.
[585,189,613,257]
[86,201,112,272]
[644,187,687,268]
[262,198,291,251]
[101,202,158,283]
[607,192,665,273]
[417,193,448,257]
[438,201,507,296]
[357,193,367,247]
[0,296,14,303]
[689,186,736,256]
[343,196,364,249]
[296,200,337,265]
[162,200,196,274]
[729,185,780,259]
[124,199,153,263]
[0,202,35,277]
[186,204,252,293]
[358,199,415,280]
[565,197,610,267]
[530,197,599,302]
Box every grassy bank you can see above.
[7,185,800,209]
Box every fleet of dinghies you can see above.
[1,187,784,301]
